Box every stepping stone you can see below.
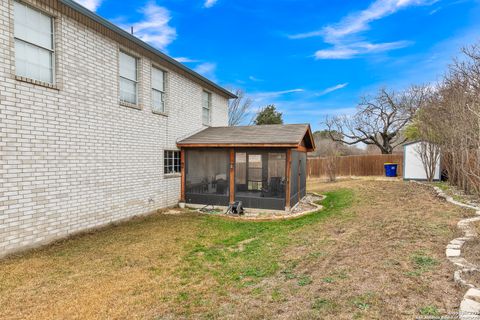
[460,298,480,318]
[451,239,466,246]
[446,248,461,257]
[448,244,462,249]
[465,288,480,302]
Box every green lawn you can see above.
[0,181,469,319]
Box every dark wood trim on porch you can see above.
[180,149,185,202]
[285,149,292,210]
[229,148,235,204]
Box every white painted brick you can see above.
[0,0,229,256]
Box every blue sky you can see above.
[77,0,480,130]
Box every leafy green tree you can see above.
[254,105,283,125]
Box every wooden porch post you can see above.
[229,148,235,204]
[180,149,185,202]
[285,149,292,210]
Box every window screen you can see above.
[235,152,246,185]
[235,151,286,199]
[164,150,180,174]
[186,150,229,195]
[152,67,165,113]
[202,91,211,125]
[14,1,54,83]
[119,51,138,104]
[248,154,262,191]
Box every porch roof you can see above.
[177,124,315,151]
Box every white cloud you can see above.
[74,0,103,11]
[314,40,412,59]
[174,57,200,63]
[126,3,176,50]
[291,0,436,41]
[194,62,217,80]
[204,0,218,8]
[289,0,437,59]
[323,0,436,42]
[316,83,349,96]
[314,47,358,60]
[249,76,264,82]
[251,89,305,102]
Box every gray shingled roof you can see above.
[177,124,313,146]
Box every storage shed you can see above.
[403,141,441,181]
[176,124,315,210]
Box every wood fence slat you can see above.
[307,154,403,178]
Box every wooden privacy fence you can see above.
[307,154,403,178]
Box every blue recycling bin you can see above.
[384,163,398,177]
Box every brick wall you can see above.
[0,0,229,256]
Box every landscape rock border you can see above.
[423,182,480,319]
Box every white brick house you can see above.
[0,0,235,257]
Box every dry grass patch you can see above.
[463,221,480,267]
[0,180,470,319]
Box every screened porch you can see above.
[177,124,315,211]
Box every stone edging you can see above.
[425,183,480,319]
[194,193,325,221]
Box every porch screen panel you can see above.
[248,154,262,191]
[235,152,247,192]
[186,149,229,195]
[299,152,307,198]
[290,151,299,206]
[266,153,286,198]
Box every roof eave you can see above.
[177,143,300,148]
[60,0,237,99]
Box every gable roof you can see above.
[177,124,315,150]
[59,0,236,99]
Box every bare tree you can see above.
[323,142,340,182]
[309,130,364,157]
[412,43,480,194]
[418,142,441,182]
[405,93,442,182]
[325,86,428,154]
[228,89,253,126]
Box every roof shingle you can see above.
[177,124,313,148]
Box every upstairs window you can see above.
[152,67,166,113]
[14,1,54,84]
[119,51,138,104]
[164,150,180,174]
[202,91,211,125]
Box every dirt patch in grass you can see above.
[0,180,471,319]
[463,270,480,288]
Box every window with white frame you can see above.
[14,1,54,84]
[164,150,180,174]
[202,91,211,125]
[152,66,166,113]
[119,51,138,104]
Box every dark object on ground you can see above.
[227,201,244,215]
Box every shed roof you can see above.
[177,124,315,150]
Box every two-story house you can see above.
[0,0,236,257]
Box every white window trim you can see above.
[202,90,212,126]
[13,1,56,85]
[119,50,139,106]
[151,65,167,115]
